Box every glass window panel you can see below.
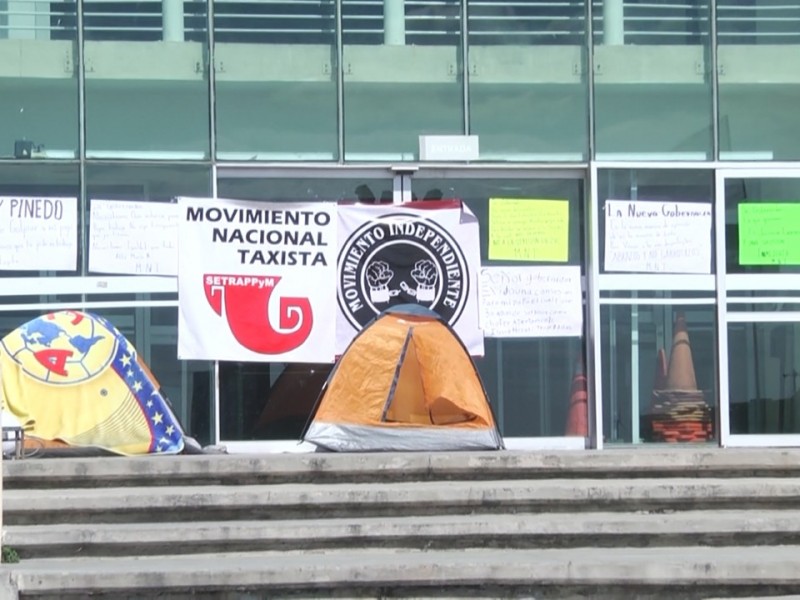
[218,176,394,203]
[728,303,800,313]
[411,176,586,437]
[605,290,715,301]
[724,177,800,274]
[213,0,338,160]
[413,177,585,266]
[342,0,464,160]
[467,0,588,161]
[717,0,800,160]
[0,294,83,307]
[592,0,713,159]
[216,175,392,441]
[220,361,333,440]
[86,163,212,201]
[0,163,81,279]
[602,303,717,444]
[728,321,800,435]
[483,337,586,438]
[0,0,78,159]
[597,169,716,274]
[83,1,210,159]
[85,163,211,275]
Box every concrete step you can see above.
[3,545,800,599]
[7,448,800,490]
[6,477,800,525]
[7,510,800,559]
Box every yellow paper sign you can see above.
[488,198,569,262]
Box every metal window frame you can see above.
[715,166,800,448]
[211,163,595,450]
[593,162,717,448]
[411,164,594,448]
[13,0,800,451]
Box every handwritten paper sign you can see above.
[89,200,178,276]
[479,266,582,338]
[488,198,569,262]
[738,203,800,266]
[0,196,77,271]
[604,200,712,274]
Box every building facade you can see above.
[1,0,799,451]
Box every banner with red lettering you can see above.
[336,201,484,356]
[177,197,337,363]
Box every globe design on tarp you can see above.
[2,311,118,385]
[0,310,184,455]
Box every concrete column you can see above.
[603,0,624,46]
[162,0,184,42]
[383,0,405,45]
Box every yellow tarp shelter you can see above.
[0,310,185,456]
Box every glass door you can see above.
[214,166,395,451]
[409,168,589,449]
[595,168,718,448]
[716,168,800,447]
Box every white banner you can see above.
[0,196,77,271]
[604,200,713,274]
[89,200,178,276]
[337,201,484,355]
[177,197,338,363]
[480,266,583,338]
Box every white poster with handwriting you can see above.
[89,200,178,276]
[0,196,77,271]
[480,266,582,338]
[604,200,712,274]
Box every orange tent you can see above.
[302,305,503,452]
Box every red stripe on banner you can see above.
[401,199,463,210]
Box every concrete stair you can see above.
[3,448,800,599]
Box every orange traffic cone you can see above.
[651,312,711,443]
[565,359,588,436]
[665,312,698,391]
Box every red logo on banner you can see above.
[203,274,313,354]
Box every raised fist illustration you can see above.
[410,259,438,303]
[367,260,394,304]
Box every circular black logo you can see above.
[338,213,469,329]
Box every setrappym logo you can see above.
[338,213,469,329]
[203,274,313,354]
